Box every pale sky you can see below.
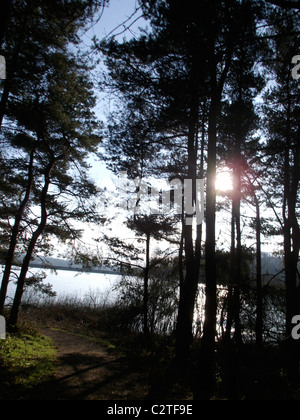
[83,0,146,44]
[82,0,148,192]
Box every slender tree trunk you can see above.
[198,96,218,399]
[0,77,11,130]
[178,220,184,289]
[0,0,11,49]
[225,206,236,344]
[8,158,54,327]
[283,86,300,382]
[143,233,150,339]
[232,150,243,346]
[175,52,201,366]
[0,148,35,314]
[175,224,197,364]
[283,179,300,382]
[197,39,233,398]
[255,199,263,348]
[0,7,29,130]
[283,215,298,382]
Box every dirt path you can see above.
[37,328,149,400]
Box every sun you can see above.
[215,171,233,193]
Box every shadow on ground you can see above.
[21,329,149,401]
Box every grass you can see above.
[0,324,57,400]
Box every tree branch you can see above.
[266,0,300,9]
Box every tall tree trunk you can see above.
[143,233,150,339]
[283,161,300,382]
[197,35,233,399]
[175,52,201,366]
[198,95,218,399]
[255,199,263,348]
[178,220,184,289]
[231,148,243,346]
[8,158,54,327]
[283,85,300,382]
[0,0,11,49]
[0,148,35,314]
[0,6,29,130]
[225,205,236,344]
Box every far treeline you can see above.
[0,0,299,400]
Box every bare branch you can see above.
[266,0,300,9]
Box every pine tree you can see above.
[218,14,264,347]
[0,1,104,321]
[0,0,107,130]
[263,8,300,381]
[99,0,268,398]
[7,51,102,325]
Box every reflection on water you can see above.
[193,284,285,343]
[193,285,228,337]
[2,267,285,342]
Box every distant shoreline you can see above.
[27,262,120,276]
[0,256,121,277]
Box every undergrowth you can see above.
[0,324,57,400]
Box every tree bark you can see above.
[198,95,218,399]
[231,143,243,346]
[197,32,234,399]
[0,148,35,314]
[174,56,201,366]
[8,157,55,327]
[255,199,263,348]
[283,82,300,382]
[0,0,11,49]
[0,4,30,130]
[143,233,150,339]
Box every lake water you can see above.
[1,266,286,341]
[3,267,122,304]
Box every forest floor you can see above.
[0,324,150,400]
[34,328,150,400]
[0,303,192,401]
[2,303,300,400]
